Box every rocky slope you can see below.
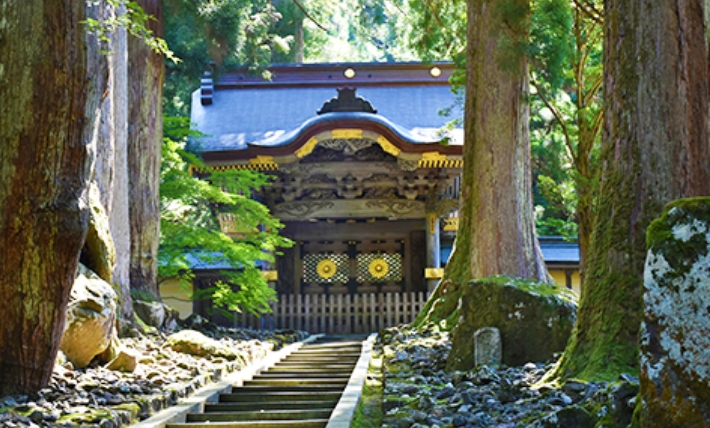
[0,321,306,427]
[378,325,639,428]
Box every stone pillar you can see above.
[425,212,441,291]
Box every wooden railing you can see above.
[232,292,429,334]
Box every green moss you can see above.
[57,409,115,424]
[351,352,383,428]
[646,197,710,278]
[629,394,642,428]
[133,311,157,333]
[448,276,577,370]
[552,200,710,384]
[483,275,578,304]
[413,280,463,331]
[111,402,140,417]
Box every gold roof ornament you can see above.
[377,136,401,157]
[418,151,463,168]
[296,137,319,158]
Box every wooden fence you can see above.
[231,292,429,334]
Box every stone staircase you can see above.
[165,336,364,428]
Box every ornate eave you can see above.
[202,124,462,172]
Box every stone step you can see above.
[167,419,328,428]
[166,336,365,428]
[219,391,343,402]
[244,378,350,387]
[284,355,359,361]
[270,363,356,370]
[292,347,362,353]
[229,385,346,393]
[204,400,339,413]
[301,342,362,350]
[254,371,353,378]
[187,408,334,422]
[279,360,357,366]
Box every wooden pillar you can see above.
[425,213,441,291]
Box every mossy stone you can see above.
[447,276,577,370]
[639,197,710,427]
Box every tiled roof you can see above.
[540,242,580,264]
[190,63,463,153]
[441,238,580,266]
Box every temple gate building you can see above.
[160,62,580,331]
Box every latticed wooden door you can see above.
[301,238,406,294]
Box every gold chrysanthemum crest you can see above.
[316,259,337,279]
[368,258,389,279]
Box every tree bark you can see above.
[0,1,105,394]
[128,0,165,300]
[453,0,548,284]
[553,0,710,381]
[415,0,549,329]
[108,2,134,324]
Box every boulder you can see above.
[447,276,577,369]
[165,329,244,362]
[133,300,180,330]
[81,183,116,284]
[98,331,138,373]
[60,264,118,369]
[639,198,710,427]
[105,346,139,372]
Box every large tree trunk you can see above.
[553,0,710,381]
[128,0,165,300]
[0,1,105,395]
[108,3,134,324]
[414,0,548,329]
[453,0,548,283]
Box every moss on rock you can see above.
[639,197,710,427]
[165,329,248,364]
[447,276,577,370]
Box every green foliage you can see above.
[406,0,466,61]
[492,0,532,74]
[163,0,284,115]
[530,93,578,237]
[159,116,292,315]
[163,0,419,116]
[352,0,419,62]
[84,0,179,62]
[529,0,573,91]
[130,289,159,303]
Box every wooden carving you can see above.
[317,87,377,114]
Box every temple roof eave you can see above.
[200,112,463,164]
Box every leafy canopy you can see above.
[159,117,292,315]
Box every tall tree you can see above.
[447,0,548,284]
[551,0,710,381]
[531,0,603,277]
[128,0,165,300]
[413,0,549,330]
[0,1,105,394]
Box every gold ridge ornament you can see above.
[368,257,389,279]
[316,259,337,279]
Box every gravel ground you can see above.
[0,321,307,428]
[377,324,640,428]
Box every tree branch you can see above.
[424,0,445,28]
[531,79,579,167]
[573,0,603,26]
[292,0,328,32]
